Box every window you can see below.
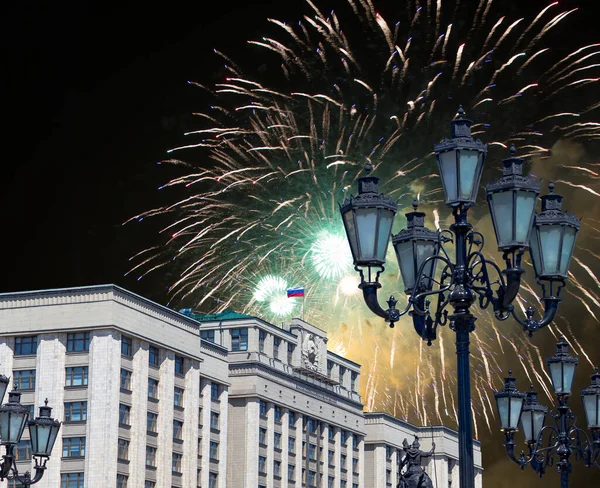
[230,328,248,351]
[174,355,184,375]
[144,482,155,488]
[259,400,267,416]
[67,332,90,352]
[208,472,217,488]
[15,336,37,356]
[258,455,267,474]
[172,452,182,473]
[339,366,346,384]
[210,412,219,430]
[341,481,347,488]
[308,470,316,487]
[274,405,282,422]
[174,387,184,407]
[121,336,132,356]
[288,464,295,479]
[200,329,215,343]
[274,432,281,449]
[289,410,296,427]
[116,474,128,488]
[148,345,159,366]
[386,469,391,484]
[118,438,129,461]
[173,419,183,440]
[146,446,156,467]
[65,366,88,387]
[328,449,334,466]
[25,404,34,419]
[353,435,359,449]
[61,473,84,488]
[341,430,347,444]
[13,370,36,390]
[351,371,357,391]
[211,383,220,400]
[353,457,358,473]
[327,360,333,377]
[308,443,316,460]
[288,342,295,363]
[64,402,87,422]
[209,441,219,460]
[148,378,159,400]
[120,369,132,391]
[147,412,158,433]
[341,454,347,468]
[328,428,334,440]
[259,330,266,352]
[274,460,281,477]
[329,476,334,488]
[288,436,295,454]
[386,445,392,459]
[63,437,86,457]
[16,440,31,461]
[273,337,280,359]
[119,404,131,426]
[307,417,316,433]
[259,427,267,445]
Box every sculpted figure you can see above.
[398,436,435,488]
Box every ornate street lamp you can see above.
[339,106,581,488]
[0,393,60,486]
[495,340,600,486]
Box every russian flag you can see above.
[287,286,305,298]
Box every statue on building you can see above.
[398,436,435,488]
[301,333,321,371]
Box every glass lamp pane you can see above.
[549,362,563,394]
[529,226,542,277]
[0,383,7,406]
[439,151,458,202]
[29,423,39,452]
[1,412,28,443]
[532,411,546,441]
[375,209,394,261]
[562,362,577,395]
[559,226,577,275]
[355,208,378,260]
[582,394,599,428]
[520,410,534,442]
[416,241,437,290]
[395,241,415,291]
[539,225,562,275]
[509,397,524,430]
[514,191,537,243]
[458,150,480,201]
[491,191,514,246]
[496,396,509,429]
[343,210,359,262]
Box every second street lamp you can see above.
[339,106,581,488]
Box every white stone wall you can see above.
[128,338,149,487]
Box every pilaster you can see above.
[129,339,149,487]
[156,350,175,487]
[182,360,200,487]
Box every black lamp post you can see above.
[495,339,600,487]
[0,389,60,486]
[339,106,581,488]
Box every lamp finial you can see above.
[509,144,516,157]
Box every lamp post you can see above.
[339,106,581,488]
[494,339,600,487]
[0,386,61,486]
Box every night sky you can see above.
[4,1,600,486]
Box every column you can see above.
[156,350,175,487]
[281,409,290,486]
[34,333,66,487]
[200,380,213,488]
[182,360,200,487]
[244,397,260,487]
[294,413,303,485]
[129,339,149,487]
[85,330,121,487]
[320,423,329,488]
[218,386,228,488]
[266,402,275,488]
[373,444,386,488]
[334,427,341,488]
[358,437,365,488]
[390,446,398,488]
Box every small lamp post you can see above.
[495,339,600,486]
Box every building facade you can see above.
[0,285,482,488]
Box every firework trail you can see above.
[128,0,600,432]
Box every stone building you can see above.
[0,285,482,488]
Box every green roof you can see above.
[180,308,254,322]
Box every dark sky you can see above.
[4,1,599,486]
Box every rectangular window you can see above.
[67,332,90,352]
[328,449,334,466]
[120,369,132,391]
[287,342,294,363]
[200,330,215,343]
[64,401,87,422]
[341,430,347,444]
[288,464,295,480]
[65,366,88,387]
[174,387,184,407]
[327,360,333,377]
[328,428,334,440]
[146,446,156,467]
[288,436,295,454]
[208,473,217,488]
[259,427,267,445]
[386,445,392,459]
[174,355,184,375]
[172,452,182,473]
[308,471,316,486]
[308,443,316,460]
[15,336,37,356]
[61,473,84,488]
[210,412,219,430]
[386,469,391,483]
[353,435,359,449]
[341,454,347,468]
[121,336,132,356]
[339,366,346,384]
[63,437,86,457]
[341,481,347,488]
[116,474,128,488]
[353,457,358,473]
[147,412,158,433]
[274,405,282,422]
[274,460,281,477]
[118,438,129,461]
[209,441,219,460]
[144,482,155,488]
[259,330,266,353]
[273,337,280,359]
[119,404,131,426]
[259,400,267,417]
[230,328,248,351]
[289,410,296,427]
[258,455,267,474]
[173,419,183,440]
[148,345,159,366]
[211,383,220,400]
[351,371,357,391]
[13,370,36,390]
[307,417,316,433]
[15,440,31,461]
[329,476,334,488]
[148,378,159,400]
[274,432,281,449]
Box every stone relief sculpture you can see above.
[398,436,435,488]
[301,333,321,371]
